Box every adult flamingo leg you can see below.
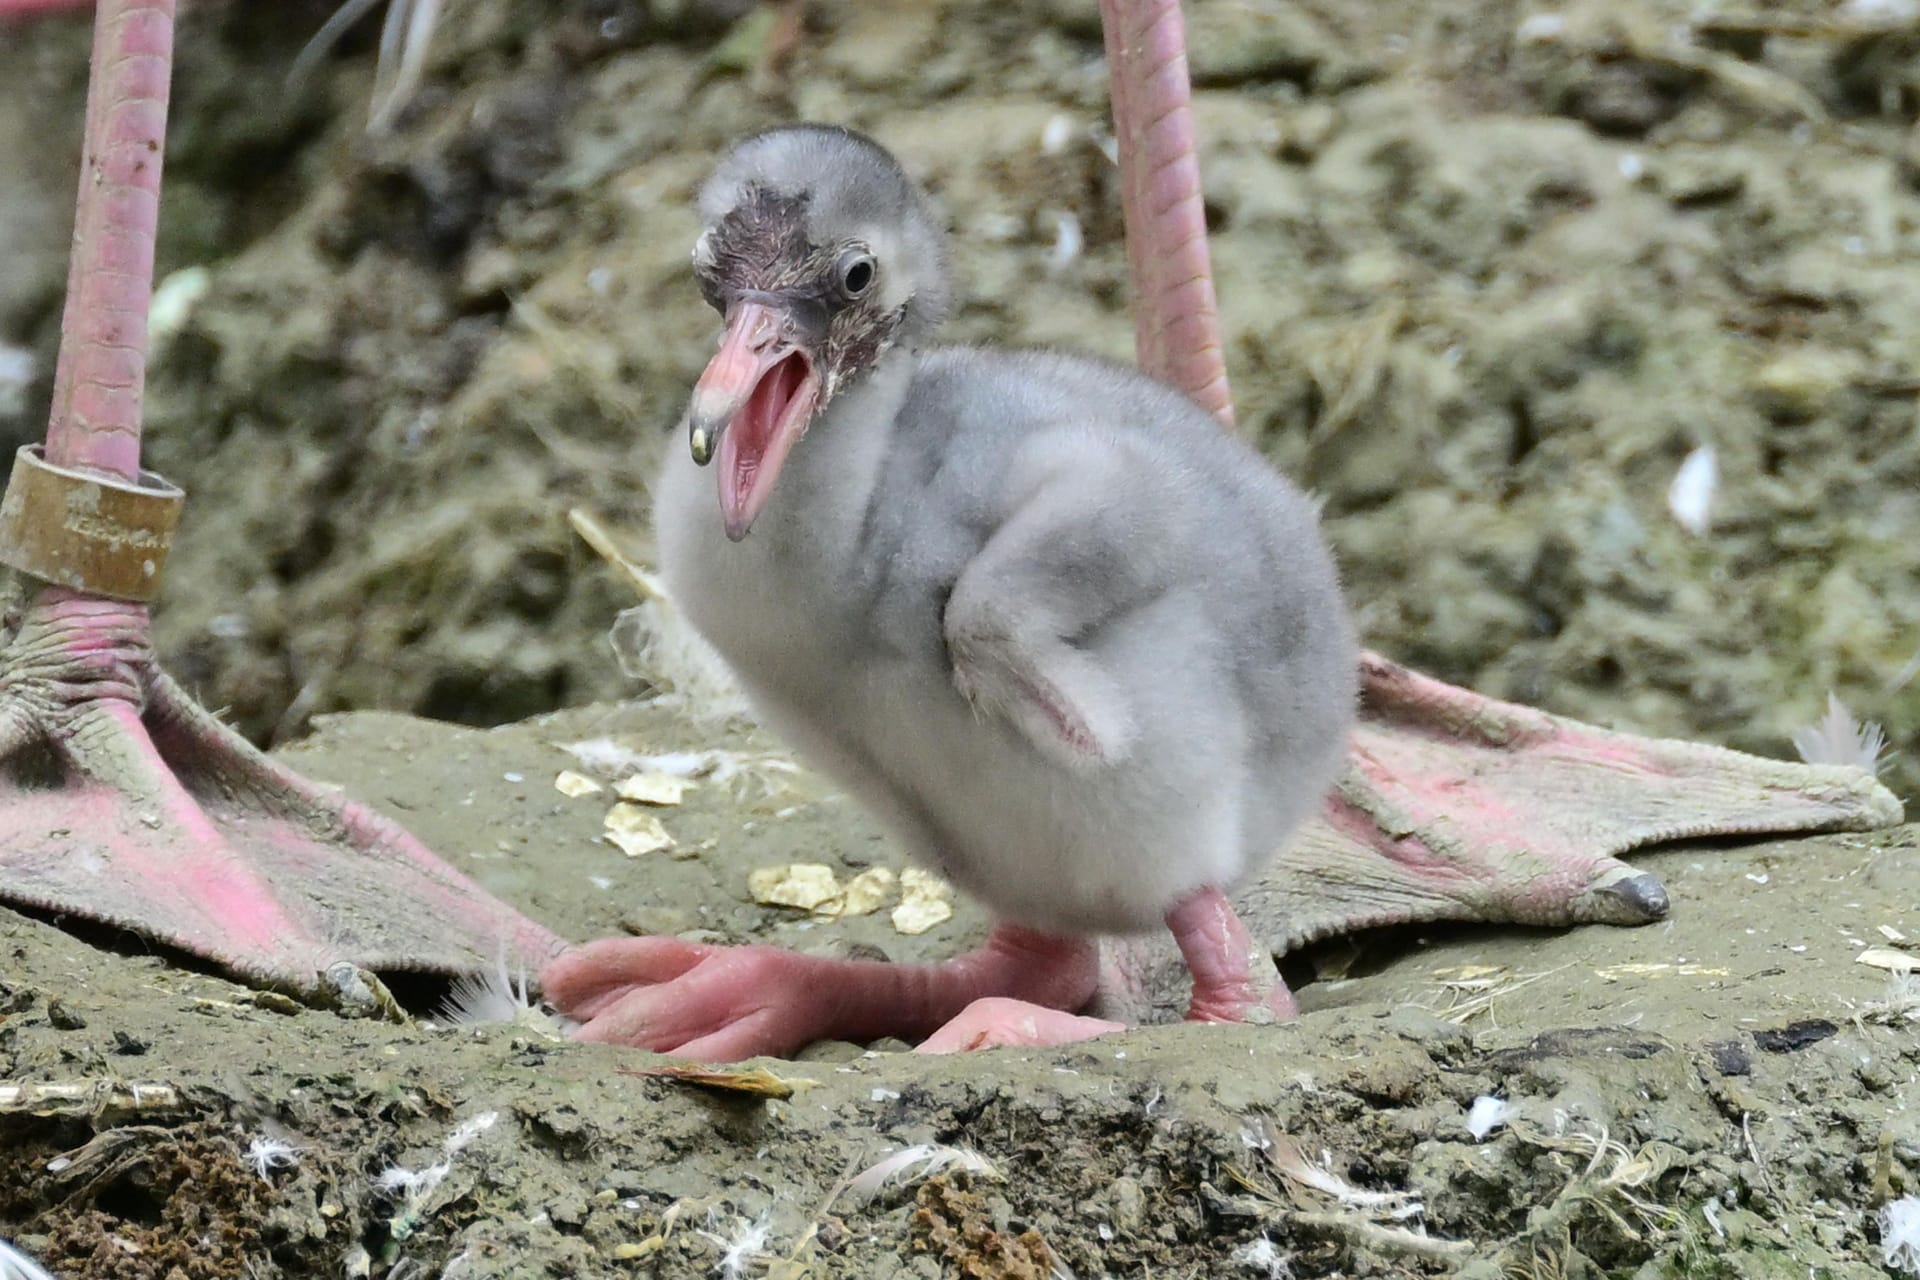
[0,0,562,993]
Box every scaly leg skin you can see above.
[915,886,1286,1054]
[1166,885,1296,1022]
[546,882,1299,1061]
[0,591,564,988]
[543,924,1100,1061]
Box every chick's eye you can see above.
[837,251,876,298]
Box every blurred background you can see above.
[1,0,1914,795]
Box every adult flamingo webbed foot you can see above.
[0,0,560,995]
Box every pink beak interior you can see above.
[689,301,821,541]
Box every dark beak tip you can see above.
[689,424,717,466]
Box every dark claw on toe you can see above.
[1577,868,1671,924]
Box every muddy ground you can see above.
[3,0,1920,1275]
[1,700,1917,1278]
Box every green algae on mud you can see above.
[1,702,1916,1277]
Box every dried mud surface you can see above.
[1,703,1917,1277]
[4,0,1920,1275]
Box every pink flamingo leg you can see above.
[1101,0,1232,424]
[544,925,1101,1061]
[0,0,562,994]
[1166,886,1296,1022]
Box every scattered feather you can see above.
[569,506,754,723]
[374,1112,500,1242]
[1258,1123,1424,1220]
[1046,211,1083,274]
[1859,947,1919,974]
[373,1166,440,1201]
[1881,1195,1920,1275]
[445,1112,498,1155]
[1230,1236,1292,1278]
[368,0,441,133]
[434,949,561,1033]
[1851,974,1920,1027]
[0,1240,58,1280]
[610,601,754,724]
[1791,692,1887,774]
[1666,444,1717,536]
[288,0,441,134]
[1465,1096,1511,1141]
[243,1134,303,1180]
[561,741,798,797]
[288,0,383,90]
[845,1144,1001,1205]
[699,1211,773,1280]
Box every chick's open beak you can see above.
[688,300,822,541]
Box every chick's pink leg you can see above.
[544,923,1100,1061]
[915,998,1127,1054]
[1166,884,1297,1021]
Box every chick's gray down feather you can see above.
[656,125,1359,936]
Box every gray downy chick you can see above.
[654,123,1358,1026]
